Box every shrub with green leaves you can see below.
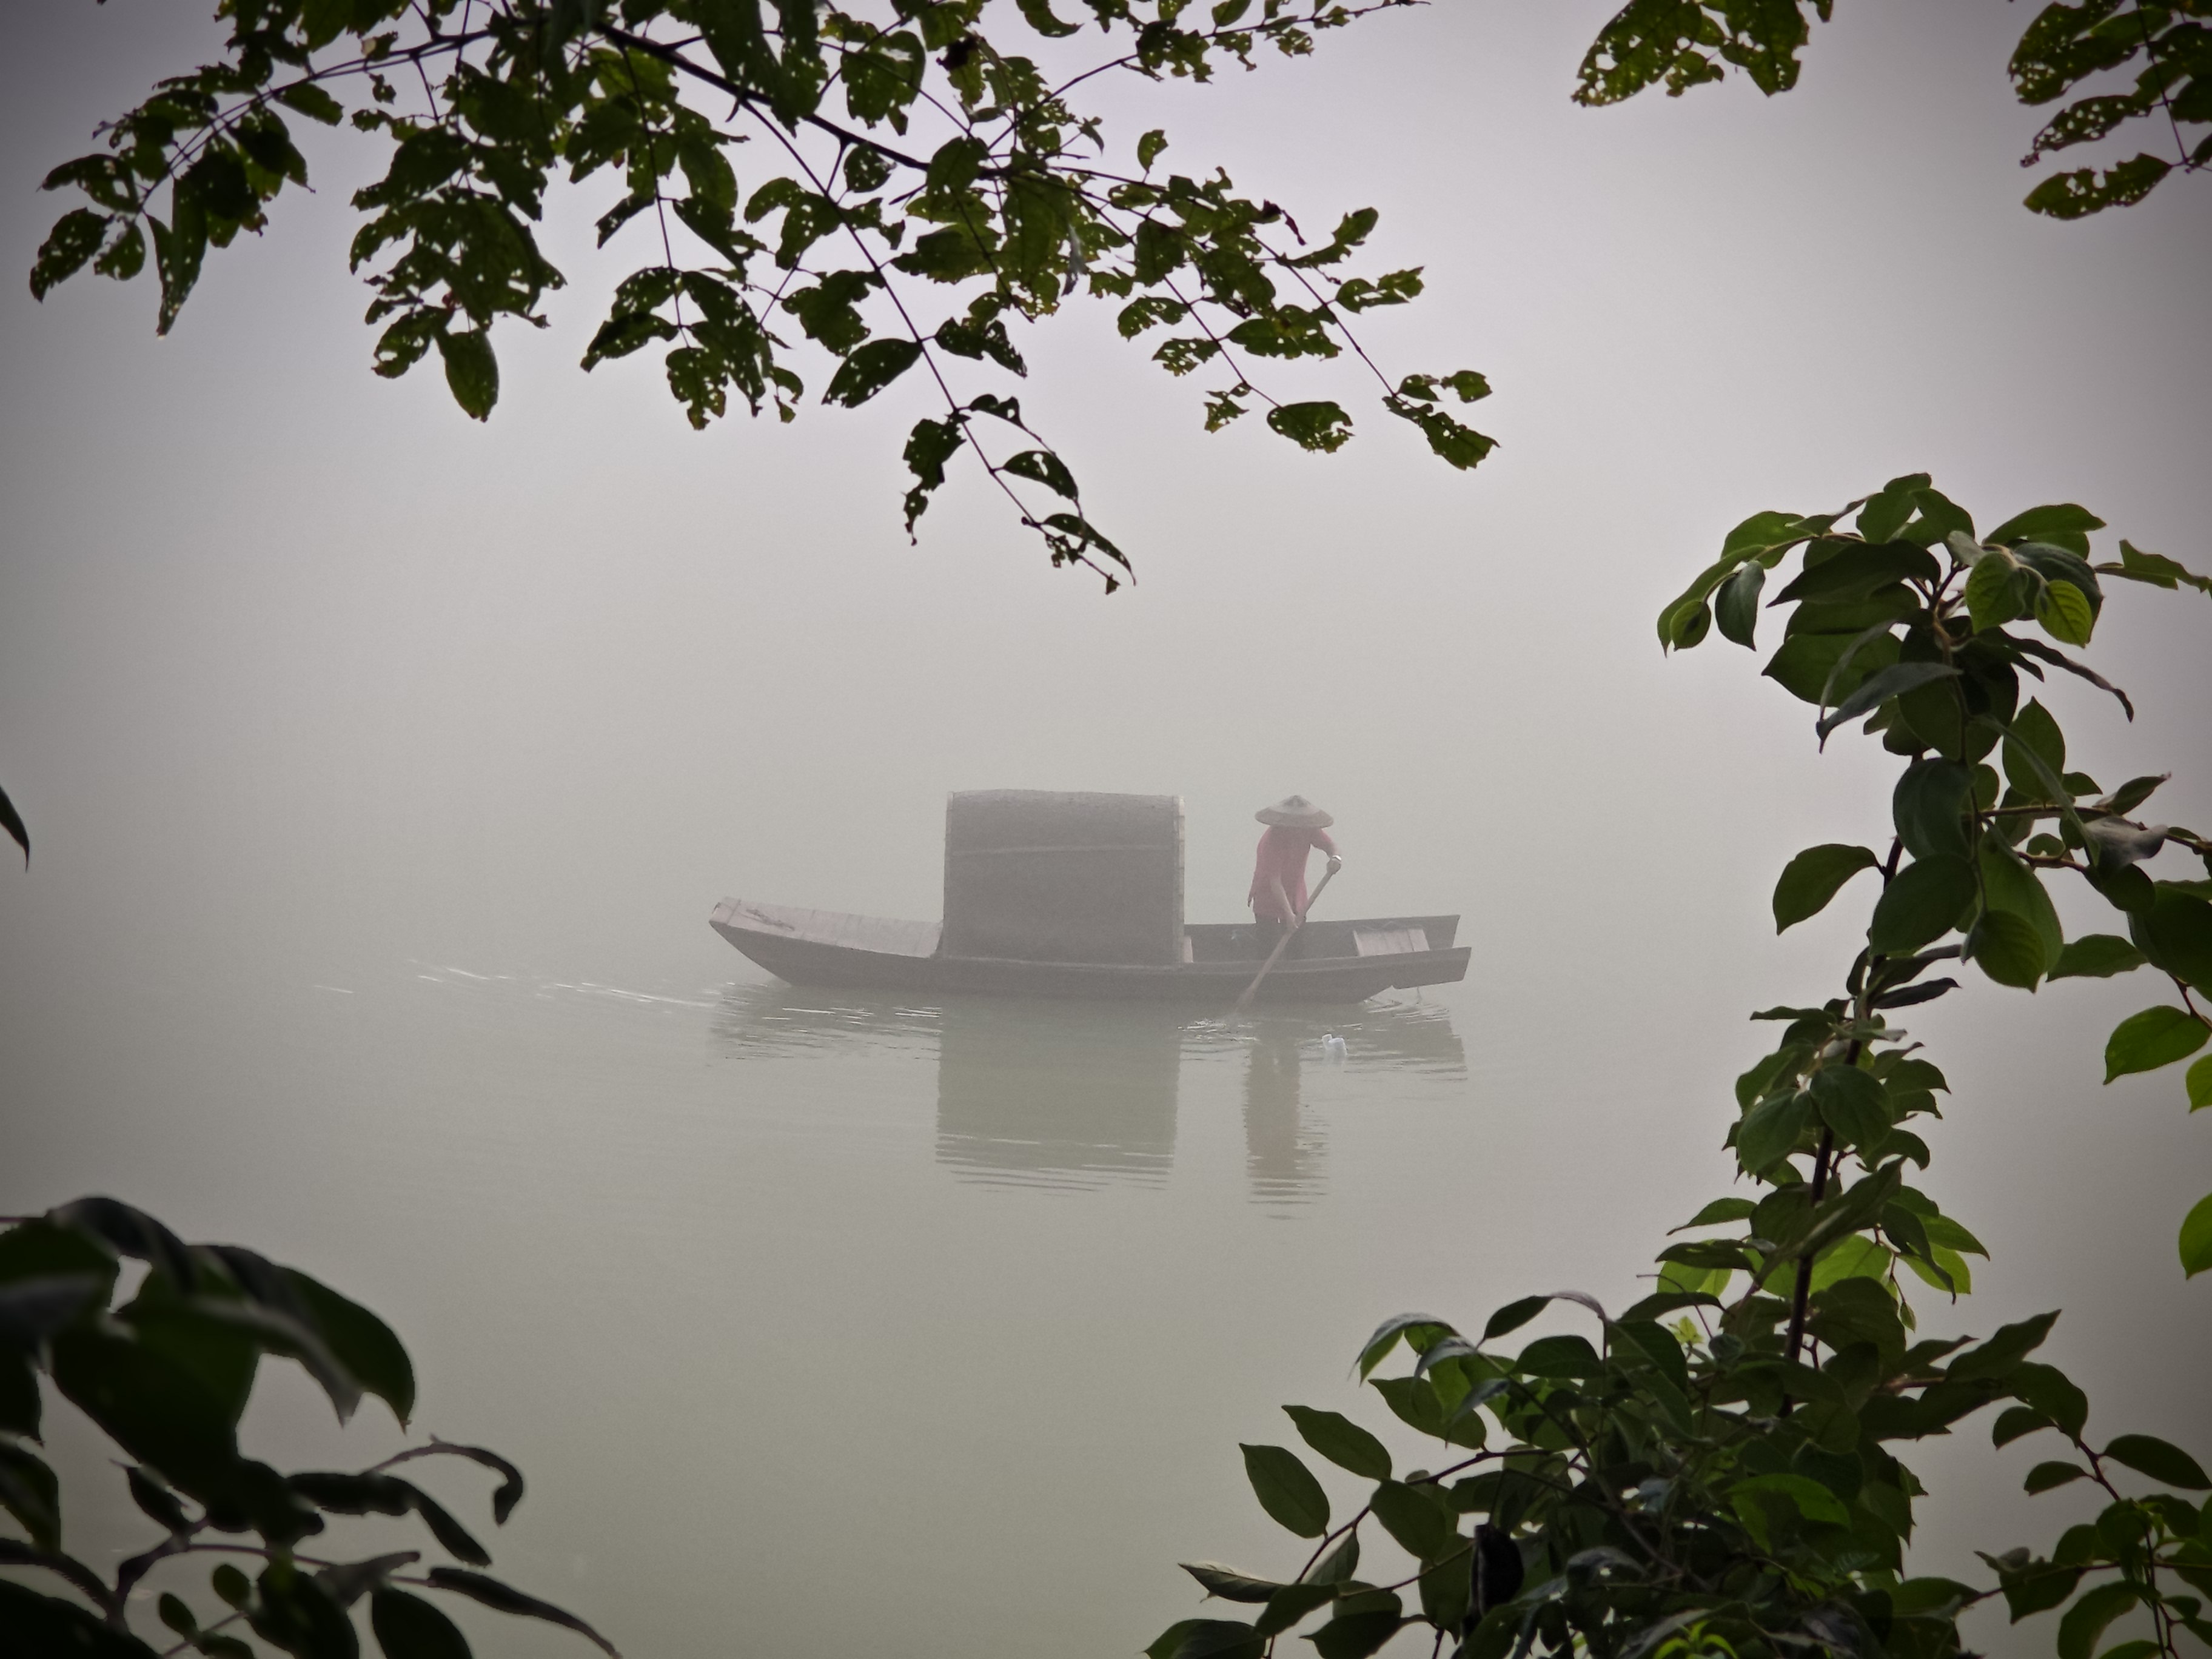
[1153,481,2212,1659]
[27,0,1493,588]
[0,1198,613,1659]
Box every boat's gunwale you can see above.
[708,897,1468,1005]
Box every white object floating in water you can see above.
[1322,1033,1349,1062]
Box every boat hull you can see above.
[709,899,1469,1006]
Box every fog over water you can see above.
[2,2,2209,1655]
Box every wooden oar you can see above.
[1233,863,1337,1013]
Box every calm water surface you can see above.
[21,939,2190,1659]
[21,956,1509,1659]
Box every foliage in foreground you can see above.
[0,1197,612,1659]
[1154,481,2212,1659]
[1576,0,2210,220]
[26,0,1490,586]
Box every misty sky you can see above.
[2,2,2210,1654]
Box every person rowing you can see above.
[1248,795,1341,950]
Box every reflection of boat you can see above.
[934,999,1182,1190]
[706,981,1467,1195]
[709,900,1472,1005]
[709,791,1470,1007]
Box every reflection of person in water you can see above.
[1243,1027,1322,1204]
[1248,796,1341,950]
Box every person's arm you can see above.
[1312,828,1342,875]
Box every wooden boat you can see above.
[708,898,1470,1005]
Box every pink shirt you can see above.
[1249,825,1338,920]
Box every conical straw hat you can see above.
[1256,795,1333,829]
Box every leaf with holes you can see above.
[823,338,922,408]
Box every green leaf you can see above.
[1416,1547,1472,1633]
[370,1587,471,1659]
[1675,1197,1758,1230]
[1811,1065,1890,1151]
[2036,579,2096,645]
[1282,1407,1390,1482]
[2011,1361,2089,1439]
[1302,1533,1359,1586]
[2103,1007,2210,1082]
[1352,1313,1450,1378]
[2106,540,2212,598]
[1868,856,1977,955]
[1369,1481,1456,1559]
[2057,1580,2139,1659]
[1991,1556,2083,1622]
[1894,759,1974,861]
[1817,662,1959,745]
[276,84,346,126]
[1658,514,1823,651]
[1002,449,1079,501]
[2024,1461,2088,1494]
[2050,935,2145,980]
[2099,775,2168,817]
[1731,1472,1851,1527]
[2102,1434,2210,1490]
[2003,702,2067,803]
[1255,1583,1337,1637]
[2182,1192,2212,1278]
[1773,844,1879,932]
[420,1570,615,1657]
[822,338,923,408]
[0,784,25,865]
[0,1275,101,1353]
[1147,1618,1263,1659]
[2026,153,2171,220]
[436,330,498,422]
[2131,888,2212,991]
[1715,560,1765,648]
[0,1441,60,1547]
[1305,1610,1403,1659]
[1137,130,1167,172]
[1481,1296,1548,1342]
[283,1271,414,1426]
[1181,1564,1284,1604]
[1266,401,1353,454]
[1986,503,2105,554]
[127,1464,188,1535]
[30,208,109,300]
[2190,1055,2212,1110]
[1858,478,1929,543]
[1737,1090,1812,1175]
[249,1559,356,1659]
[0,1581,155,1659]
[1239,1445,1329,1538]
[1775,540,1940,604]
[1968,909,2047,990]
[1948,1310,2059,1381]
[1014,0,1081,36]
[1981,839,2064,965]
[158,1592,197,1637]
[1966,549,2030,631]
[1908,487,1974,546]
[1992,1406,2049,1448]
